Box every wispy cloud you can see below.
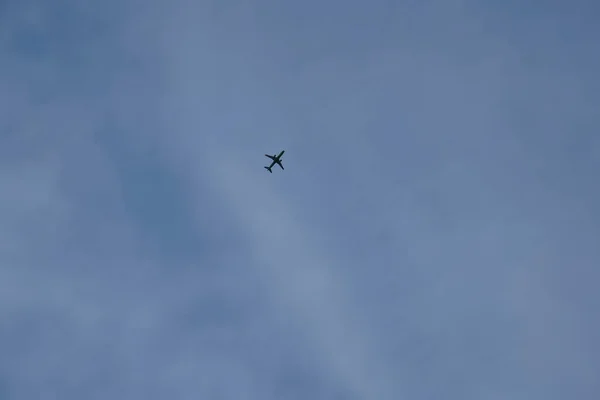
[2,0,599,399]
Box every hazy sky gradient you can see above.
[1,0,599,399]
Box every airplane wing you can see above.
[276,160,284,170]
[265,154,276,160]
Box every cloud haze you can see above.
[1,0,599,399]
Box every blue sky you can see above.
[1,0,599,398]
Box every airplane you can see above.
[264,150,285,173]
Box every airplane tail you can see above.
[264,166,272,173]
